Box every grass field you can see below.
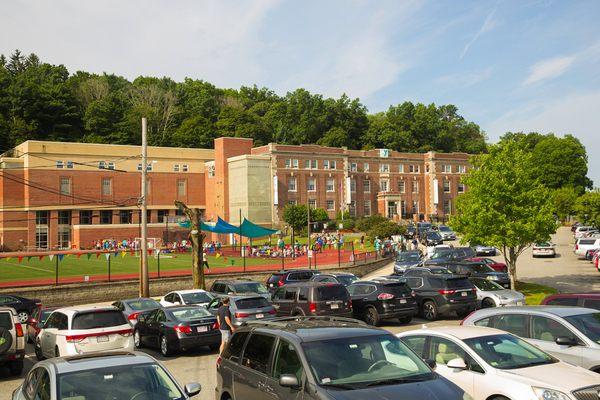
[517,281,558,305]
[0,253,278,283]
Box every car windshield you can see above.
[428,268,451,275]
[336,275,359,285]
[232,282,269,294]
[181,292,213,304]
[57,362,184,400]
[430,251,453,261]
[125,299,161,311]
[471,278,503,291]
[302,334,432,388]
[427,232,442,240]
[470,264,495,273]
[564,313,600,344]
[72,310,127,330]
[464,334,556,370]
[235,297,271,309]
[396,252,421,262]
[439,226,451,232]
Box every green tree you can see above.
[575,191,600,228]
[367,220,405,240]
[551,187,579,222]
[355,215,388,233]
[450,140,557,289]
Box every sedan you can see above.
[398,326,600,400]
[532,242,556,258]
[111,297,161,326]
[0,295,41,323]
[469,277,525,308]
[466,257,507,272]
[134,306,220,356]
[159,289,214,308]
[393,250,422,274]
[438,225,457,240]
[206,295,276,326]
[422,231,443,246]
[473,245,496,256]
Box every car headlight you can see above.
[532,387,570,400]
[486,275,499,281]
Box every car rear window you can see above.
[235,297,270,309]
[0,312,13,329]
[316,285,349,301]
[267,274,284,284]
[125,299,161,310]
[72,310,127,330]
[579,239,597,245]
[444,278,474,289]
[383,283,412,296]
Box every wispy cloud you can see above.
[523,55,576,85]
[460,5,498,59]
[436,67,493,88]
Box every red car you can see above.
[26,306,58,343]
[541,293,600,310]
[466,257,507,273]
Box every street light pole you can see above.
[140,117,150,297]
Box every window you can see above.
[364,200,371,216]
[285,159,291,168]
[292,159,298,168]
[399,164,404,173]
[288,177,297,192]
[492,314,530,338]
[409,165,415,173]
[398,180,405,193]
[412,181,419,193]
[473,317,493,327]
[583,299,600,310]
[58,211,71,225]
[99,161,106,169]
[182,164,189,172]
[430,337,484,373]
[379,164,390,173]
[101,178,112,196]
[531,316,578,343]
[326,200,335,211]
[58,226,70,249]
[400,200,406,216]
[380,179,389,192]
[307,178,316,191]
[177,179,187,197]
[442,165,452,173]
[273,340,304,381]
[60,177,71,195]
[107,162,115,170]
[443,180,450,193]
[363,180,370,193]
[100,210,113,224]
[350,162,357,172]
[323,160,329,169]
[457,165,466,173]
[137,162,153,172]
[288,200,297,206]
[443,200,452,215]
[79,210,92,225]
[35,227,48,250]
[308,199,317,209]
[56,160,64,169]
[224,331,249,362]
[36,211,49,225]
[157,210,169,223]
[242,334,276,374]
[350,179,356,192]
[330,160,336,169]
[34,368,51,400]
[207,163,215,177]
[326,178,335,192]
[349,200,356,217]
[458,183,465,193]
[401,336,427,358]
[412,200,419,214]
[546,297,578,306]
[363,162,370,172]
[66,161,73,169]
[305,159,317,169]
[119,210,133,224]
[174,164,180,172]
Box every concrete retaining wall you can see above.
[4,258,392,307]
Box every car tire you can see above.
[364,307,380,326]
[134,329,143,348]
[34,339,44,361]
[16,310,29,324]
[398,316,412,324]
[292,309,305,317]
[490,397,510,400]
[8,359,23,376]
[160,335,172,357]
[0,327,13,354]
[482,298,496,308]
[422,301,438,321]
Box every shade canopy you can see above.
[239,218,279,238]
[179,216,278,238]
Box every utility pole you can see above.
[139,117,150,297]
[307,203,311,269]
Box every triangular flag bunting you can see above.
[215,253,221,259]
[49,254,54,261]
[130,250,135,256]
[58,254,64,262]
[5,257,12,262]
[27,256,32,262]
[87,253,92,260]
[113,251,119,258]
[105,253,111,260]
[18,256,24,263]
[38,255,45,261]
[96,253,101,259]
[121,251,126,258]
[148,249,153,256]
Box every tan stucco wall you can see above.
[227,155,273,226]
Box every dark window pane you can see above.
[72,310,126,330]
[242,334,276,374]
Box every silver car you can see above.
[469,277,525,308]
[474,244,497,256]
[12,351,201,399]
[438,225,456,240]
[207,295,276,326]
[462,306,600,372]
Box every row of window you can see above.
[35,209,184,227]
[284,159,338,170]
[58,177,187,197]
[56,160,192,173]
[286,177,465,194]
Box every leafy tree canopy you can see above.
[575,190,600,228]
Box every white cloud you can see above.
[460,5,498,59]
[436,67,493,88]
[523,55,576,85]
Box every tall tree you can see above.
[575,191,600,228]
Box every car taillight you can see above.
[128,312,140,321]
[119,329,133,337]
[278,278,285,286]
[309,302,317,313]
[411,290,416,297]
[66,328,133,343]
[235,312,250,318]
[174,325,192,334]
[66,335,86,343]
[377,293,395,300]
[268,309,277,315]
[212,322,219,330]
[348,299,352,309]
[438,289,456,295]
[576,244,579,250]
[15,323,24,337]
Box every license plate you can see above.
[399,299,407,304]
[331,304,339,309]
[256,314,264,319]
[196,326,208,332]
[97,335,109,343]
[461,292,467,297]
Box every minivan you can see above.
[266,269,319,293]
[271,282,352,317]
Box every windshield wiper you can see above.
[511,360,553,369]
[364,375,432,387]
[322,382,361,390]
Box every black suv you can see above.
[445,262,510,289]
[404,275,477,321]
[210,279,270,299]
[271,282,352,317]
[347,280,417,325]
[403,266,451,276]
[266,269,319,293]
[216,317,466,400]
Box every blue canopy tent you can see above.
[239,218,279,238]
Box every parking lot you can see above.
[2,226,596,399]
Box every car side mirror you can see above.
[184,382,201,397]
[279,374,300,388]
[424,358,437,370]
[28,317,37,324]
[447,358,468,370]
[555,336,578,347]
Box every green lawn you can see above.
[0,252,278,283]
[516,281,558,305]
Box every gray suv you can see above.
[0,307,25,376]
[215,316,467,400]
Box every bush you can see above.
[355,215,388,232]
[340,219,355,230]
[367,220,405,240]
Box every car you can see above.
[469,277,525,308]
[403,266,452,276]
[421,231,443,246]
[466,257,507,272]
[445,261,511,289]
[347,280,418,325]
[0,307,25,376]
[575,237,600,257]
[403,275,477,320]
[207,295,277,326]
[216,316,468,400]
[438,225,457,240]
[271,282,353,317]
[26,306,59,343]
[111,297,161,326]
[575,225,596,238]
[473,244,496,256]
[585,248,599,261]
[393,250,423,274]
[398,326,600,400]
[571,221,581,232]
[429,246,476,262]
[11,351,202,400]
[134,305,220,356]
[310,272,359,286]
[0,294,41,324]
[35,306,134,360]
[541,293,600,310]
[461,306,600,372]
[266,269,319,293]
[405,224,416,238]
[532,242,556,258]
[159,289,214,307]
[209,279,270,299]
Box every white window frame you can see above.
[350,163,357,172]
[66,161,73,169]
[398,180,405,194]
[307,178,316,192]
[182,164,189,172]
[326,200,335,211]
[60,177,71,195]
[292,159,298,169]
[308,199,317,209]
[174,164,180,172]
[379,164,390,173]
[458,183,465,193]
[326,178,335,192]
[350,179,356,193]
[363,201,371,216]
[443,180,451,193]
[398,164,404,173]
[288,177,297,192]
[458,165,466,173]
[380,179,389,192]
[285,159,292,168]
[323,160,330,170]
[363,163,370,172]
[363,180,370,193]
[330,160,336,170]
[412,181,419,193]
[99,161,106,169]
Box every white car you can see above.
[574,226,596,238]
[35,306,134,359]
[575,237,600,257]
[470,277,525,308]
[398,326,600,400]
[159,289,214,308]
[532,242,556,257]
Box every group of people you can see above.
[92,239,140,251]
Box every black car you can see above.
[0,294,41,323]
[271,282,352,317]
[426,246,476,263]
[134,305,220,356]
[347,280,417,325]
[209,279,270,299]
[310,272,359,286]
[403,266,452,276]
[420,231,443,246]
[266,269,319,293]
[445,262,511,289]
[393,250,422,274]
[216,317,467,400]
[405,225,416,238]
[404,275,477,321]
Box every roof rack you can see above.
[63,351,135,362]
[242,315,368,328]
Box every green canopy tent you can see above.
[239,218,279,238]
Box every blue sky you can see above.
[1,0,599,184]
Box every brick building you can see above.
[0,138,470,250]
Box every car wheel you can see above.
[134,330,143,348]
[482,298,496,308]
[364,307,380,326]
[398,316,412,324]
[8,359,23,376]
[55,346,60,358]
[160,335,172,357]
[422,301,438,321]
[35,339,44,361]
[16,310,29,324]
